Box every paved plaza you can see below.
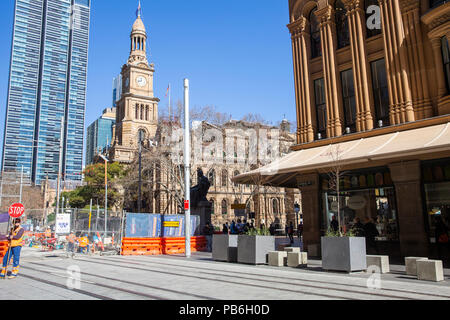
[0,247,449,300]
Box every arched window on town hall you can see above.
[221,199,228,216]
[335,0,350,49]
[210,198,215,215]
[272,198,279,216]
[208,169,216,186]
[310,7,321,59]
[221,169,228,187]
[365,0,382,38]
[233,170,240,187]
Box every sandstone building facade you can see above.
[235,0,450,261]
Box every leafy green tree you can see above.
[54,162,127,210]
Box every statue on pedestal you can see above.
[190,168,211,209]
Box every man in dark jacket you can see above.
[363,218,379,254]
[203,222,214,252]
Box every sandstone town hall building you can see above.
[234,0,450,262]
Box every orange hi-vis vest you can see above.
[79,237,89,247]
[10,227,24,247]
[67,234,76,243]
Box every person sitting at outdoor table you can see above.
[351,217,365,237]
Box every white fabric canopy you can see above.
[234,122,450,184]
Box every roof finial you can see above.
[136,0,142,18]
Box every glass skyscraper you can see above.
[85,108,116,165]
[2,0,91,185]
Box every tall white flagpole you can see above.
[168,83,171,122]
[184,79,191,258]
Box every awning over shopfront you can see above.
[233,122,450,188]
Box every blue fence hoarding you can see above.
[125,214,200,238]
[161,215,200,238]
[125,214,162,238]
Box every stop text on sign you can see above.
[8,203,25,218]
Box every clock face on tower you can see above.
[136,76,147,87]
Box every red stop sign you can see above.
[8,203,25,218]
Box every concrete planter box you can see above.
[237,235,275,265]
[212,234,238,262]
[321,237,367,272]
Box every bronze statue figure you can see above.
[190,168,211,208]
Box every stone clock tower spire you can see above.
[110,4,160,163]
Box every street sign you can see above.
[8,203,25,218]
[184,200,189,211]
[234,209,246,217]
[55,214,71,234]
[163,221,180,228]
[231,203,246,210]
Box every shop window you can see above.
[314,78,327,139]
[310,7,322,59]
[321,169,398,242]
[335,0,350,49]
[441,37,450,94]
[365,0,382,38]
[371,58,390,127]
[341,69,357,132]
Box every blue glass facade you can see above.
[86,114,115,165]
[2,0,91,185]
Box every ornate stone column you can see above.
[315,5,343,138]
[378,0,415,124]
[388,161,429,257]
[399,0,433,119]
[343,0,374,132]
[288,17,315,144]
[430,37,448,99]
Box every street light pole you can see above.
[99,154,109,241]
[184,78,191,258]
[55,116,64,219]
[138,135,142,213]
[19,165,23,204]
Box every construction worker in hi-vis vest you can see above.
[1,218,24,279]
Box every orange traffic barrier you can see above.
[121,236,208,256]
[121,238,162,256]
[0,241,8,259]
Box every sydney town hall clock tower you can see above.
[110,9,159,163]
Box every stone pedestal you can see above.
[191,201,212,235]
[416,259,444,282]
[405,257,428,276]
[366,255,390,274]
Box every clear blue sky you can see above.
[0,0,296,164]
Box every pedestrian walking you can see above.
[297,222,303,240]
[1,218,24,279]
[66,231,76,258]
[288,222,294,244]
[230,220,236,234]
[363,218,379,254]
[330,215,339,233]
[203,222,213,252]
